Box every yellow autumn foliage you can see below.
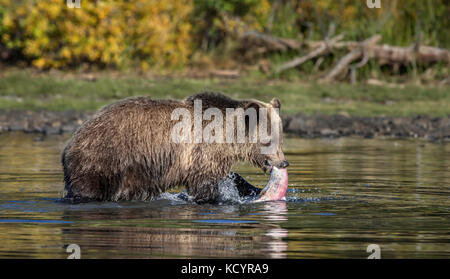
[0,0,447,69]
[0,0,193,69]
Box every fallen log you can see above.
[275,34,344,73]
[349,51,371,84]
[371,44,450,65]
[320,35,382,83]
[236,25,449,82]
[275,43,327,73]
[322,41,450,65]
[295,39,450,67]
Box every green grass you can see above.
[0,70,449,117]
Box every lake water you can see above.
[0,132,448,258]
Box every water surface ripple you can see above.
[0,133,448,258]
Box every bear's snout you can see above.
[279,160,289,169]
[264,159,289,171]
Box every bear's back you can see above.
[184,92,241,111]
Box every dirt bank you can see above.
[283,113,450,141]
[0,110,449,142]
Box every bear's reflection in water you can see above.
[61,201,288,258]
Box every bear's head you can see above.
[180,92,289,174]
[242,97,289,174]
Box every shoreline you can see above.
[283,113,450,142]
[0,110,448,142]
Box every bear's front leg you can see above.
[186,173,260,204]
[187,179,220,204]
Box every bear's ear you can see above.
[270,98,281,109]
[244,101,264,120]
[244,101,262,136]
[244,101,263,111]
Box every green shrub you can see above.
[192,0,270,50]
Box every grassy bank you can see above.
[0,70,449,117]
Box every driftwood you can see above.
[275,34,344,73]
[349,48,371,84]
[322,40,449,82]
[335,42,450,64]
[371,44,450,65]
[238,29,449,82]
[320,35,381,83]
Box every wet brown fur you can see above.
[62,92,286,202]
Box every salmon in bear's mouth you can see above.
[255,167,289,202]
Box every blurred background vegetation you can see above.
[0,0,448,116]
[0,0,448,76]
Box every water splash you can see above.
[217,176,244,204]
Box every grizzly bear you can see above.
[62,92,289,203]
